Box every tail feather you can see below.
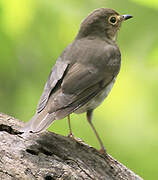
[32,113,55,133]
[20,109,56,133]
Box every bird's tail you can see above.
[20,109,56,133]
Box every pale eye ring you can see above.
[108,16,117,25]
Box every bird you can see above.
[21,8,133,154]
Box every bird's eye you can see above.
[108,16,117,25]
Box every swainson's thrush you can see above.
[22,8,133,154]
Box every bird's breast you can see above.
[75,77,116,114]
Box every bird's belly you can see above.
[75,78,115,114]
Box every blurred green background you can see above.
[0,0,158,179]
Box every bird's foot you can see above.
[67,133,85,144]
[99,147,107,155]
[67,132,75,138]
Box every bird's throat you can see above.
[108,32,118,42]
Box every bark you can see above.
[0,113,143,180]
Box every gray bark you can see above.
[0,113,143,180]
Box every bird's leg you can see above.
[67,115,86,144]
[67,115,74,138]
[87,110,106,154]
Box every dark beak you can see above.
[122,14,133,21]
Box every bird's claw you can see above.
[99,147,107,155]
[67,132,75,138]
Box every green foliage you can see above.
[131,0,158,9]
[0,0,158,179]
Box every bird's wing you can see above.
[62,62,105,94]
[37,56,69,113]
[47,45,121,119]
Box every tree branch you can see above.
[0,113,143,180]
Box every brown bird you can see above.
[22,8,133,154]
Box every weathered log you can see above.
[0,113,143,180]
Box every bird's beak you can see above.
[122,14,133,21]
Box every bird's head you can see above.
[77,8,133,41]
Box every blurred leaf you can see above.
[0,0,35,37]
[130,0,158,9]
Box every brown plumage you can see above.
[21,8,132,153]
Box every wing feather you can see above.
[37,57,69,113]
